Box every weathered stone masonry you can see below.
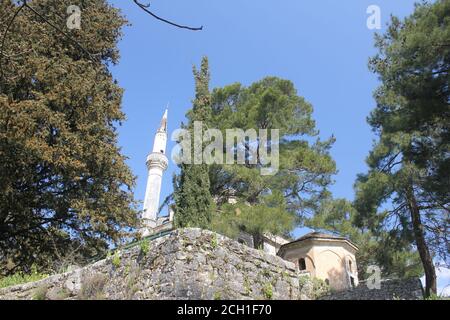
[320,278,424,300]
[0,229,314,300]
[0,228,424,300]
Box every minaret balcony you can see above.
[146,152,169,170]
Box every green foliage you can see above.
[425,294,450,301]
[311,278,330,299]
[368,0,450,207]
[206,76,336,246]
[124,264,130,276]
[306,197,422,279]
[174,163,214,228]
[208,207,241,241]
[239,192,295,236]
[210,234,218,249]
[365,0,449,262]
[111,251,121,268]
[213,291,222,300]
[374,241,423,280]
[174,57,214,228]
[174,61,336,247]
[262,282,273,300]
[356,0,450,296]
[209,193,296,249]
[139,239,150,256]
[0,266,49,289]
[243,276,252,296]
[298,275,309,289]
[298,276,330,300]
[0,0,138,276]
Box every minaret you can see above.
[142,109,169,236]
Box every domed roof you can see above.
[279,231,358,252]
[296,231,347,242]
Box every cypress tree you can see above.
[173,57,213,228]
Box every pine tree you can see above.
[306,198,423,280]
[0,0,137,275]
[173,57,214,228]
[355,0,450,297]
[207,77,336,247]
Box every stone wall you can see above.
[0,229,312,300]
[320,278,424,300]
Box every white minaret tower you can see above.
[141,109,169,236]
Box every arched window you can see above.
[238,238,246,245]
[348,260,352,272]
[298,258,306,271]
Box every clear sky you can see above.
[107,0,420,215]
[106,0,449,295]
[108,0,419,208]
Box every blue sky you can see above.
[108,0,418,208]
[106,0,449,293]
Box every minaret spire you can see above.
[158,108,168,133]
[142,109,169,236]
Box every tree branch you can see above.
[0,0,203,87]
[22,1,98,62]
[0,0,26,87]
[132,0,203,31]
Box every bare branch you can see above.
[1,0,203,87]
[380,151,402,173]
[133,0,203,31]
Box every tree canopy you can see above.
[205,76,337,247]
[0,0,137,275]
[173,57,214,229]
[307,197,423,279]
[355,0,450,297]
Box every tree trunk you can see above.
[406,186,437,297]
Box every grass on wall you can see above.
[0,266,49,289]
